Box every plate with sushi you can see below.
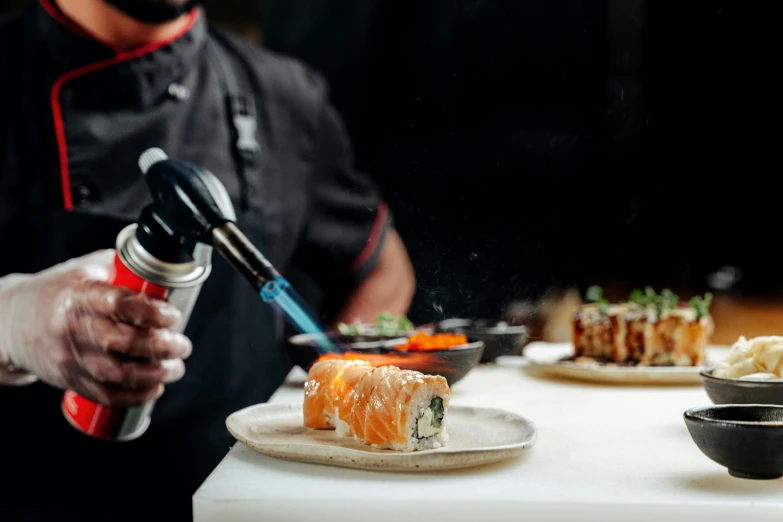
[522,286,730,384]
[226,358,536,471]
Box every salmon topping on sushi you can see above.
[303,358,450,451]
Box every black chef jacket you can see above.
[0,2,390,521]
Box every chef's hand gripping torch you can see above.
[61,148,342,441]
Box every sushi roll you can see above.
[303,358,451,451]
[349,366,398,442]
[353,367,450,451]
[303,358,370,429]
[572,287,714,366]
[334,363,375,436]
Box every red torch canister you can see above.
[61,217,211,441]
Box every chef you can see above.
[0,1,416,521]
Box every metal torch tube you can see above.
[211,222,282,291]
[211,222,347,354]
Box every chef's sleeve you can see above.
[293,98,392,287]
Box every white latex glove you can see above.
[0,250,192,406]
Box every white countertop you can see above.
[193,356,783,522]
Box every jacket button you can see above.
[168,83,190,101]
[73,183,97,207]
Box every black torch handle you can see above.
[211,222,281,292]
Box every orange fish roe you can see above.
[394,332,469,352]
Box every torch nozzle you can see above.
[212,222,345,353]
[211,222,281,291]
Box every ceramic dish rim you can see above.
[524,342,728,373]
[226,403,538,456]
[683,404,783,427]
[438,318,529,336]
[699,368,783,386]
[288,332,405,349]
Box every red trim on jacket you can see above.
[41,0,200,210]
[350,202,389,272]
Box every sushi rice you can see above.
[375,392,449,452]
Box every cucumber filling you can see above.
[429,397,444,428]
[416,397,445,438]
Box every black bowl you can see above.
[287,333,394,371]
[700,369,783,405]
[437,318,528,362]
[381,339,484,386]
[683,404,783,480]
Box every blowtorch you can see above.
[62,148,343,441]
[139,148,342,352]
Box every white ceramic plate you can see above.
[522,342,730,385]
[226,403,536,472]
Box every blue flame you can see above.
[260,276,342,354]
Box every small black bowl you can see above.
[437,318,528,363]
[381,338,485,386]
[287,333,393,371]
[683,404,783,480]
[700,369,783,405]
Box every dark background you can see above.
[3,0,777,323]
[258,0,778,323]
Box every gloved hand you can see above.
[0,250,192,406]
